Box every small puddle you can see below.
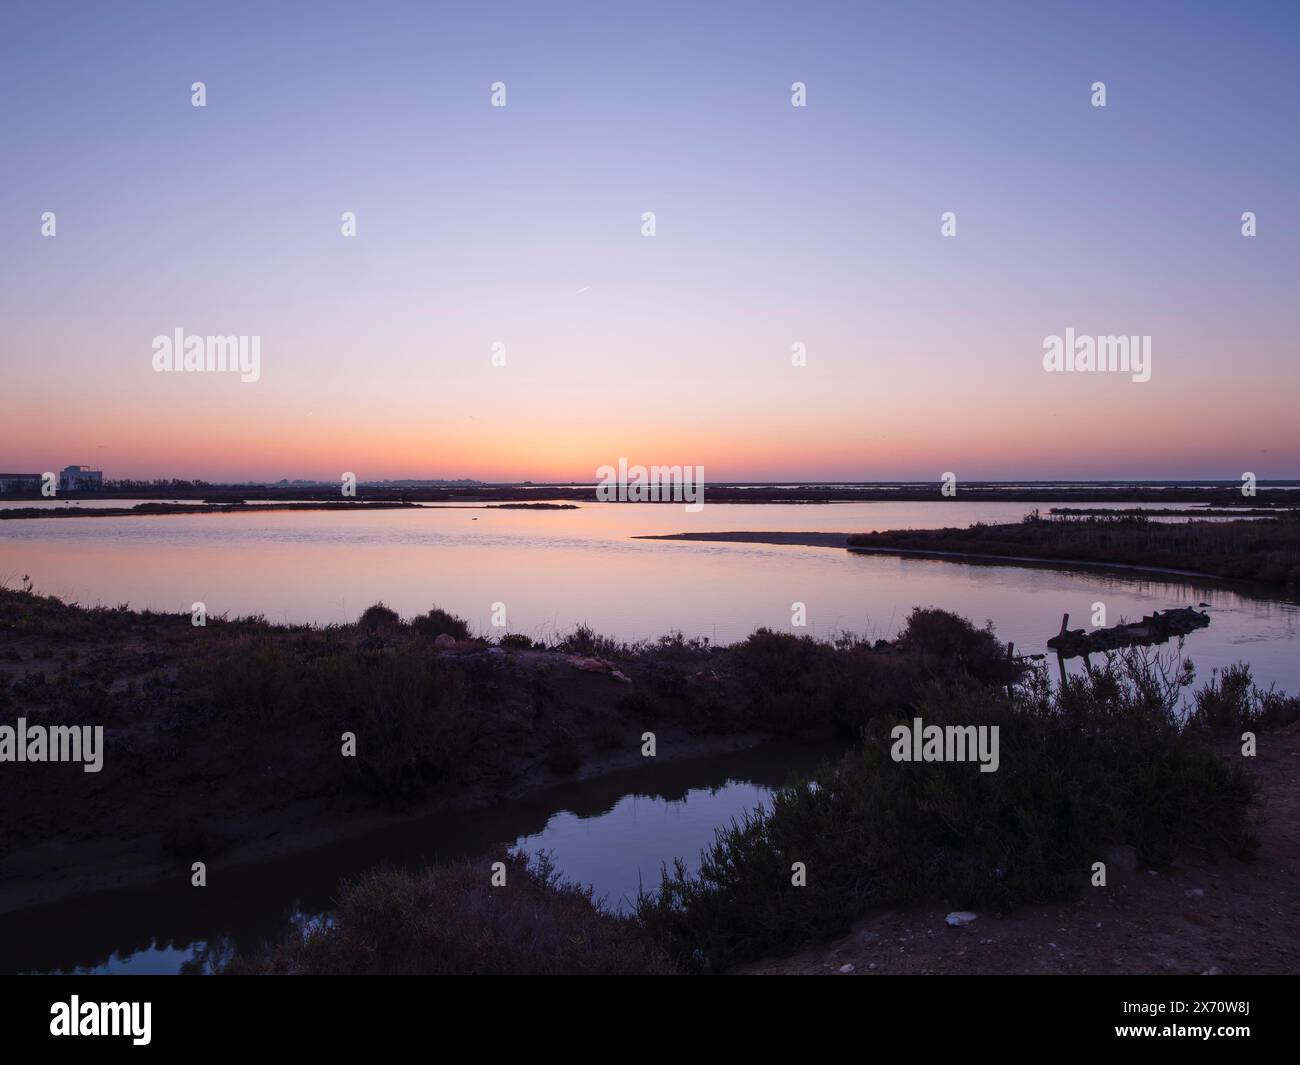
[2,740,840,974]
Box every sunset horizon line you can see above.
[6,468,1298,486]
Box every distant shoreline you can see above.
[5,482,1300,507]
[0,501,587,520]
[845,544,1215,579]
[848,519,1300,591]
[635,530,1264,585]
[0,501,423,520]
[634,531,851,547]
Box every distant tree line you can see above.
[104,478,212,488]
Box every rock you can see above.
[566,655,632,683]
[1185,887,1205,898]
[945,911,978,927]
[838,963,855,973]
[568,655,604,671]
[433,633,457,649]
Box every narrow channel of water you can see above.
[3,741,838,974]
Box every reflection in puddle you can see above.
[2,742,838,974]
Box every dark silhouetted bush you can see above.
[639,653,1259,972]
[357,602,401,632]
[228,852,673,974]
[411,606,471,641]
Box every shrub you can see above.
[195,636,305,724]
[650,630,713,662]
[727,624,941,736]
[186,633,471,802]
[357,602,401,632]
[227,852,673,974]
[552,624,626,659]
[638,655,1258,972]
[896,606,1003,666]
[314,650,472,802]
[1190,662,1300,732]
[411,606,471,641]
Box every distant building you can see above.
[59,465,103,492]
[0,473,42,495]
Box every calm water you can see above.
[1,500,1296,685]
[1,501,1297,973]
[4,742,834,974]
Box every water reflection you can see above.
[3,742,836,974]
[3,501,1297,974]
[1,503,1295,688]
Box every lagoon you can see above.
[1,499,1297,974]
[1,500,1295,689]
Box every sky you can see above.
[1,0,1297,483]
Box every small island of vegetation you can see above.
[847,511,1300,590]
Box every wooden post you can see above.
[1059,613,1070,637]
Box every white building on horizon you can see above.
[59,465,103,492]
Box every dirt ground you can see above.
[744,722,1300,975]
